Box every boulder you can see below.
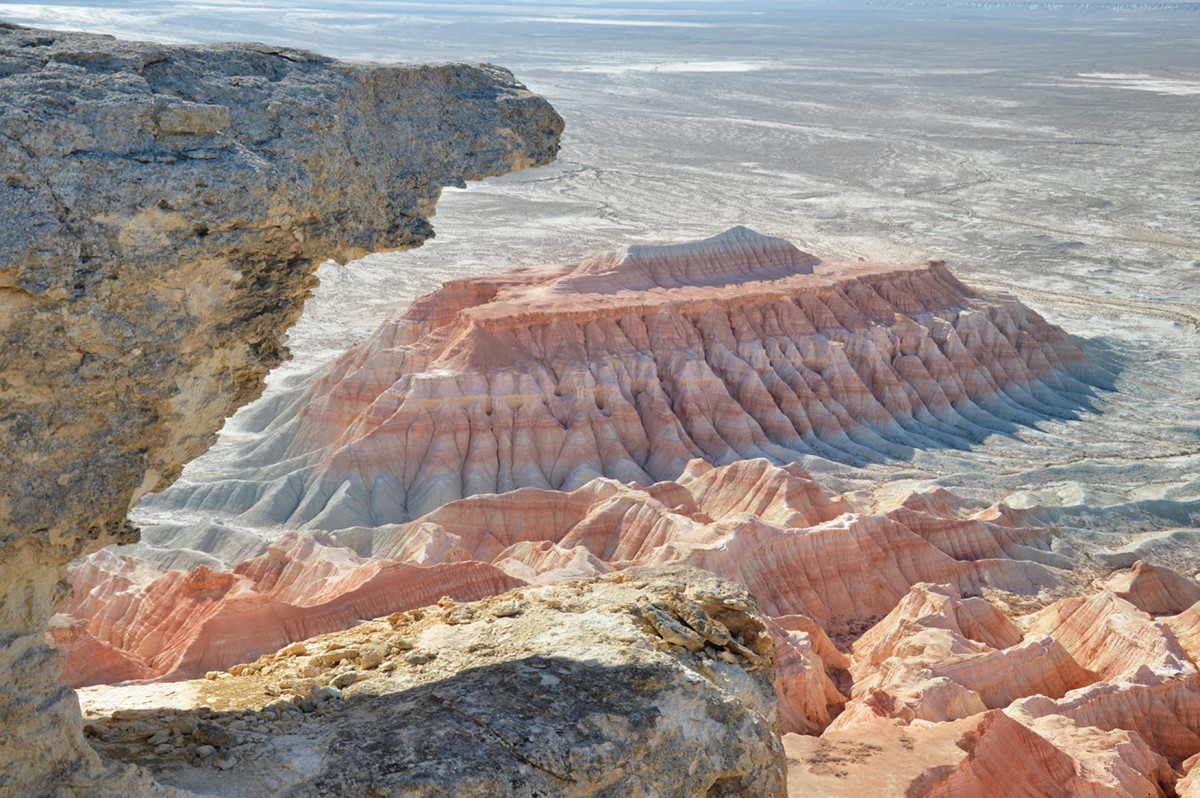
[78,568,787,797]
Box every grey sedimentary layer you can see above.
[0,23,561,796]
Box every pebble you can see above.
[310,685,341,703]
[489,599,524,618]
[331,671,359,689]
[169,717,198,735]
[358,643,388,669]
[443,607,475,625]
[312,648,359,667]
[193,720,239,749]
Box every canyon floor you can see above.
[6,1,1198,795]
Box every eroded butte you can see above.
[145,225,1098,530]
[55,228,1200,796]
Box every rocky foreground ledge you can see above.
[0,24,561,796]
[78,568,786,797]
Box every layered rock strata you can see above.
[143,225,1096,530]
[77,569,788,798]
[0,23,561,796]
[59,458,1065,726]
[782,565,1200,796]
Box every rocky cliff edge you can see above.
[0,23,562,796]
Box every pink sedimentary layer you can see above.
[147,227,1093,531]
[59,459,1059,700]
[62,456,1200,792]
[61,231,1200,794]
[53,544,520,685]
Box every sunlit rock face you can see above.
[57,229,1105,734]
[78,568,791,798]
[144,226,1097,531]
[48,214,1153,793]
[0,22,561,795]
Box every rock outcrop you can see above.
[914,709,1176,798]
[76,568,788,797]
[0,24,561,796]
[1096,560,1200,616]
[785,574,1200,795]
[142,226,1097,529]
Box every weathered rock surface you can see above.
[53,542,524,685]
[1025,590,1195,683]
[915,709,1176,798]
[60,228,1105,743]
[788,578,1200,794]
[1096,561,1200,617]
[77,568,787,797]
[0,23,561,796]
[141,226,1097,529]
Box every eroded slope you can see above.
[145,226,1098,531]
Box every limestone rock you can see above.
[0,23,561,796]
[78,568,787,798]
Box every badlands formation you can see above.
[56,223,1200,796]
[59,226,1100,684]
[6,20,1198,798]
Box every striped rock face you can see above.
[59,228,1200,796]
[145,226,1096,532]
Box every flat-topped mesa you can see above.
[151,227,1096,530]
[0,23,562,795]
